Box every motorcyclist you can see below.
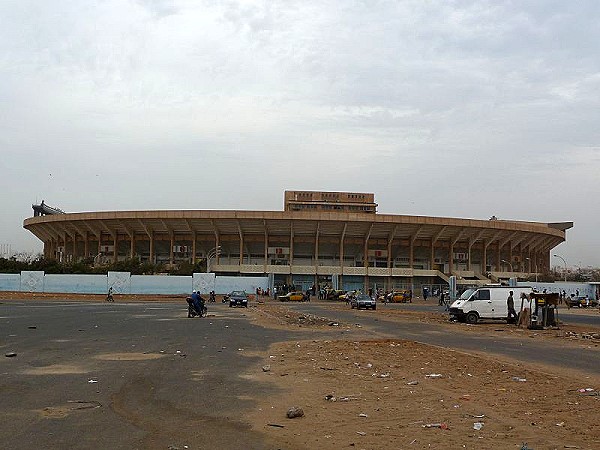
[189,290,206,316]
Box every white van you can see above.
[448,286,532,324]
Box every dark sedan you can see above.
[229,291,249,308]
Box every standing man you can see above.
[507,290,518,323]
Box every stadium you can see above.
[23,191,572,292]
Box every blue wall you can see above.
[44,274,108,294]
[0,274,20,291]
[0,272,269,296]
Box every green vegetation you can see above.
[0,256,205,276]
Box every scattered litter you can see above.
[67,400,102,410]
[320,367,335,371]
[262,365,271,372]
[556,422,565,427]
[473,422,484,431]
[379,373,390,378]
[328,322,339,326]
[578,388,594,393]
[267,423,285,428]
[460,394,471,401]
[87,379,98,383]
[356,431,366,436]
[324,394,336,402]
[407,381,419,386]
[512,377,527,382]
[5,352,17,358]
[237,348,244,351]
[28,326,37,329]
[410,439,417,444]
[359,413,368,418]
[422,423,448,430]
[286,406,304,419]
[470,414,485,419]
[426,374,443,378]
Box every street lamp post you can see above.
[553,254,567,282]
[206,246,222,273]
[525,257,538,282]
[501,259,513,273]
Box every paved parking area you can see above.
[0,301,299,449]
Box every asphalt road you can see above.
[285,302,600,375]
[394,301,600,326]
[0,301,314,450]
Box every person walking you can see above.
[507,290,517,323]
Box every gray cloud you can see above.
[1,0,599,266]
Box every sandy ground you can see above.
[245,303,600,450]
[2,292,600,449]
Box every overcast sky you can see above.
[1,0,599,267]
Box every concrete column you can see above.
[113,234,118,263]
[496,241,501,272]
[130,233,135,259]
[192,231,197,264]
[449,242,454,274]
[482,241,487,274]
[315,234,319,268]
[409,240,414,269]
[72,233,78,262]
[239,234,244,265]
[264,232,268,266]
[430,241,435,270]
[149,232,154,264]
[84,232,89,259]
[339,236,344,270]
[289,229,294,266]
[169,234,174,266]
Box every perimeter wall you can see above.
[0,271,268,296]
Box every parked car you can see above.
[569,296,598,308]
[229,290,249,308]
[390,291,412,303]
[351,294,377,310]
[278,291,306,302]
[325,289,346,300]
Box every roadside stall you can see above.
[527,292,559,329]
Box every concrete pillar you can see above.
[130,233,135,259]
[496,241,501,272]
[192,231,197,264]
[449,242,454,274]
[482,241,487,274]
[113,234,118,263]
[72,233,77,262]
[430,241,435,270]
[84,232,89,259]
[149,232,154,264]
[169,234,174,266]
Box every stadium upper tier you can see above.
[23,208,571,281]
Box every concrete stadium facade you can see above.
[23,198,572,292]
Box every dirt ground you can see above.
[245,303,600,450]
[3,293,600,449]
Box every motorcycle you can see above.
[186,297,207,318]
